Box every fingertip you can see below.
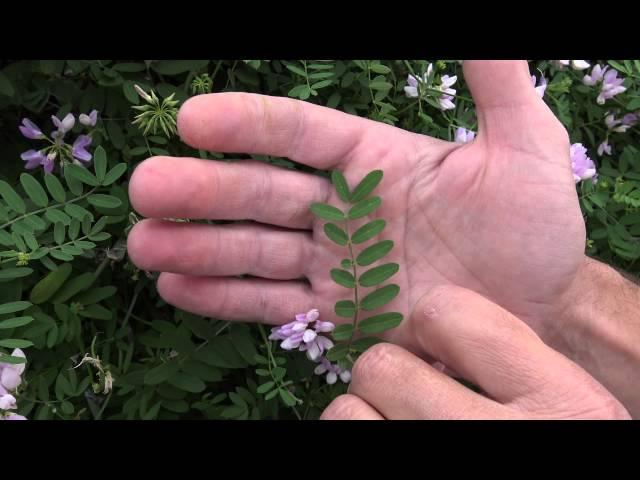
[128,156,165,217]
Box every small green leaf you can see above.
[324,223,348,246]
[0,268,32,281]
[64,164,99,186]
[627,97,640,111]
[0,316,34,329]
[330,268,355,288]
[87,194,123,209]
[64,167,83,196]
[168,372,206,393]
[0,354,28,365]
[65,203,92,221]
[78,304,112,320]
[257,381,275,394]
[351,219,386,244]
[53,222,65,245]
[30,263,73,304]
[20,174,49,207]
[45,209,71,225]
[0,180,26,214]
[350,170,383,202]
[0,71,15,97]
[102,163,128,186]
[50,250,74,261]
[326,344,349,362]
[370,63,392,74]
[331,170,350,202]
[144,362,180,385]
[358,312,403,334]
[278,388,298,407]
[0,339,34,348]
[360,284,400,311]
[52,272,94,303]
[60,401,74,415]
[369,81,393,91]
[340,258,352,269]
[93,146,107,182]
[44,174,66,203]
[351,336,385,352]
[358,263,399,287]
[332,324,354,341]
[348,196,381,219]
[0,301,32,315]
[310,203,345,221]
[335,300,356,318]
[88,232,111,242]
[264,389,279,401]
[74,286,117,305]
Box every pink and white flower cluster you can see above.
[0,348,27,420]
[269,309,351,385]
[404,63,458,111]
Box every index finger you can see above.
[177,92,405,169]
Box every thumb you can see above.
[463,60,565,146]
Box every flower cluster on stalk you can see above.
[18,110,99,173]
[269,309,351,385]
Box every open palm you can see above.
[128,61,585,352]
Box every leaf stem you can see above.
[0,187,98,231]
[344,218,359,351]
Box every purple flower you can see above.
[583,65,627,104]
[598,69,626,104]
[300,335,334,361]
[598,140,612,156]
[269,309,336,360]
[605,112,637,133]
[570,143,597,183]
[404,64,433,98]
[0,348,26,393]
[20,150,46,170]
[79,109,99,127]
[622,113,638,127]
[437,74,457,111]
[18,118,44,139]
[51,113,76,134]
[531,75,547,98]
[455,127,475,143]
[72,135,93,163]
[314,357,351,385]
[0,394,17,410]
[43,152,56,173]
[404,74,420,98]
[583,64,607,86]
[556,60,590,70]
[1,413,27,420]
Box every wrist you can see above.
[548,256,627,359]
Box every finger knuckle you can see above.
[320,394,365,420]
[352,342,401,385]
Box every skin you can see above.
[127,60,640,418]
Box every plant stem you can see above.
[0,187,98,231]
[344,218,359,351]
[257,324,302,420]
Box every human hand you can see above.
[127,60,584,353]
[320,286,630,419]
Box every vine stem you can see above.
[0,186,98,231]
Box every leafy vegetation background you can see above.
[0,60,638,420]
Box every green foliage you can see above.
[310,169,404,371]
